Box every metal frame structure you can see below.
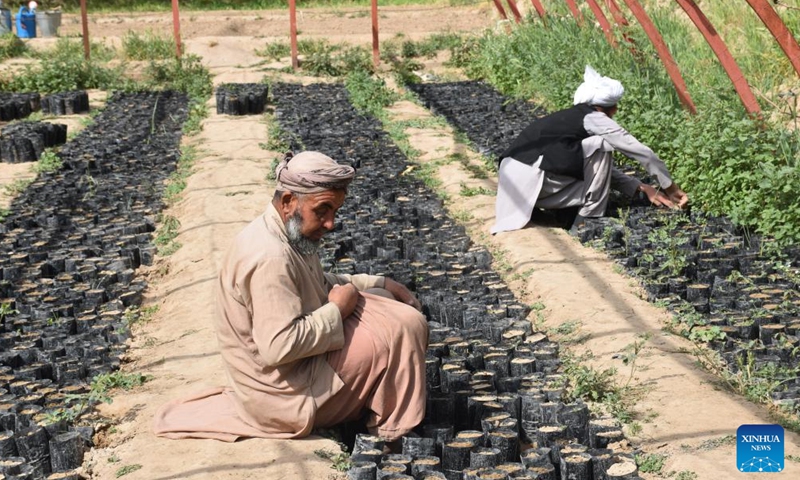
[584,0,618,47]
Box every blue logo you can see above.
[737,424,784,473]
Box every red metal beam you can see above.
[675,0,760,116]
[564,0,584,25]
[606,0,629,26]
[289,0,298,69]
[585,0,617,47]
[506,0,523,23]
[621,0,697,114]
[171,0,182,58]
[372,0,380,67]
[530,0,546,19]
[491,0,509,21]
[80,0,89,60]
[744,0,800,78]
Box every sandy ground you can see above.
[3,4,799,480]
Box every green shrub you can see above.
[344,70,397,119]
[0,33,26,61]
[122,30,175,61]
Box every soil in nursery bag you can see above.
[0,90,189,476]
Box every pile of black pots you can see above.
[41,92,90,116]
[0,122,68,163]
[0,91,188,478]
[215,83,269,115]
[272,83,641,480]
[0,93,41,122]
[409,81,800,412]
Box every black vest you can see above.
[499,103,595,180]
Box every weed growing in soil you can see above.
[0,33,26,61]
[115,464,142,478]
[0,207,8,222]
[313,449,351,472]
[675,472,698,480]
[3,178,33,196]
[164,145,199,205]
[123,304,160,327]
[0,302,17,320]
[345,71,398,119]
[458,182,492,197]
[33,149,63,174]
[636,453,667,474]
[256,41,291,61]
[155,215,182,256]
[122,30,175,61]
[92,371,150,394]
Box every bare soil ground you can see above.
[2,4,798,480]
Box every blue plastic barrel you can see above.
[1,8,13,35]
[15,6,35,38]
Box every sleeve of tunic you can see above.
[323,273,385,292]
[611,167,642,198]
[584,111,673,189]
[248,257,345,367]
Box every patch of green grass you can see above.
[155,215,182,256]
[636,453,667,474]
[0,33,27,61]
[115,464,142,478]
[459,182,493,197]
[697,434,736,451]
[0,207,10,222]
[3,178,33,196]
[451,209,474,223]
[675,471,698,480]
[33,149,63,174]
[123,304,160,327]
[345,71,398,119]
[256,41,291,61]
[164,145,198,205]
[92,371,151,396]
[122,30,175,61]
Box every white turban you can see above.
[573,65,624,107]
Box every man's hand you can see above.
[639,184,675,209]
[664,183,689,209]
[384,278,422,311]
[328,284,359,319]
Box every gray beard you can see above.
[286,212,321,256]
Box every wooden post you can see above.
[584,0,617,47]
[744,0,800,78]
[564,0,584,25]
[529,0,546,19]
[605,0,628,26]
[505,0,523,23]
[621,0,697,114]
[371,0,379,67]
[675,0,760,116]
[80,0,89,60]
[491,0,509,21]
[171,0,182,58]
[289,0,298,69]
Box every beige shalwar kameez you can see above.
[153,203,428,441]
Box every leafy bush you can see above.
[344,70,397,119]
[0,33,26,61]
[297,39,374,77]
[122,30,175,61]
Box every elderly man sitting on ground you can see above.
[154,151,429,444]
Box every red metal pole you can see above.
[289,0,298,70]
[491,0,509,21]
[530,0,546,19]
[744,0,800,78]
[606,0,629,26]
[171,0,182,58]
[564,0,584,25]
[80,0,89,60]
[505,0,523,23]
[675,0,760,116]
[621,0,697,114]
[585,0,617,47]
[371,0,379,67]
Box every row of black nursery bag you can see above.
[0,91,188,479]
[271,82,642,480]
[0,91,89,123]
[409,81,800,410]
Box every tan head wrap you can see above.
[275,151,356,194]
[573,65,624,107]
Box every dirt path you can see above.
[384,97,800,479]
